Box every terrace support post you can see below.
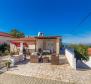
[35,40,36,52]
[19,42,24,55]
[56,38,60,55]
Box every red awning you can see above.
[10,41,28,47]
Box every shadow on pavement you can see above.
[76,60,91,71]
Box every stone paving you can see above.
[0,73,74,84]
[3,62,91,84]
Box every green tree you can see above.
[69,44,89,61]
[9,28,25,38]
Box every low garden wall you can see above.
[65,48,76,69]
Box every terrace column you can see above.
[56,38,60,55]
[19,42,23,55]
[35,40,37,52]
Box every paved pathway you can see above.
[4,62,91,84]
[0,73,74,84]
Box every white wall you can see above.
[46,39,56,51]
[0,36,13,41]
[28,45,35,49]
[65,48,76,69]
[10,43,18,52]
[36,39,43,51]
[36,39,56,52]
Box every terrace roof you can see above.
[14,37,36,41]
[35,36,61,39]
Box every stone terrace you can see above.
[3,62,91,84]
[0,73,74,84]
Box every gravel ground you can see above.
[6,62,91,84]
[1,56,91,84]
[0,73,74,84]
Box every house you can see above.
[0,32,13,44]
[10,33,61,54]
[35,36,61,54]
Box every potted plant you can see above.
[5,61,11,71]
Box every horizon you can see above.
[0,0,91,44]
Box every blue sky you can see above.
[0,0,91,43]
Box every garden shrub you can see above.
[0,43,10,56]
[70,44,89,61]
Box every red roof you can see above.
[0,32,12,37]
[15,37,36,41]
[35,36,61,39]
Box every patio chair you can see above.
[51,54,59,65]
[30,55,39,63]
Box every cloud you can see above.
[62,33,91,44]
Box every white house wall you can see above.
[28,45,35,49]
[45,39,56,52]
[0,36,11,43]
[36,39,43,51]
[10,43,18,52]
